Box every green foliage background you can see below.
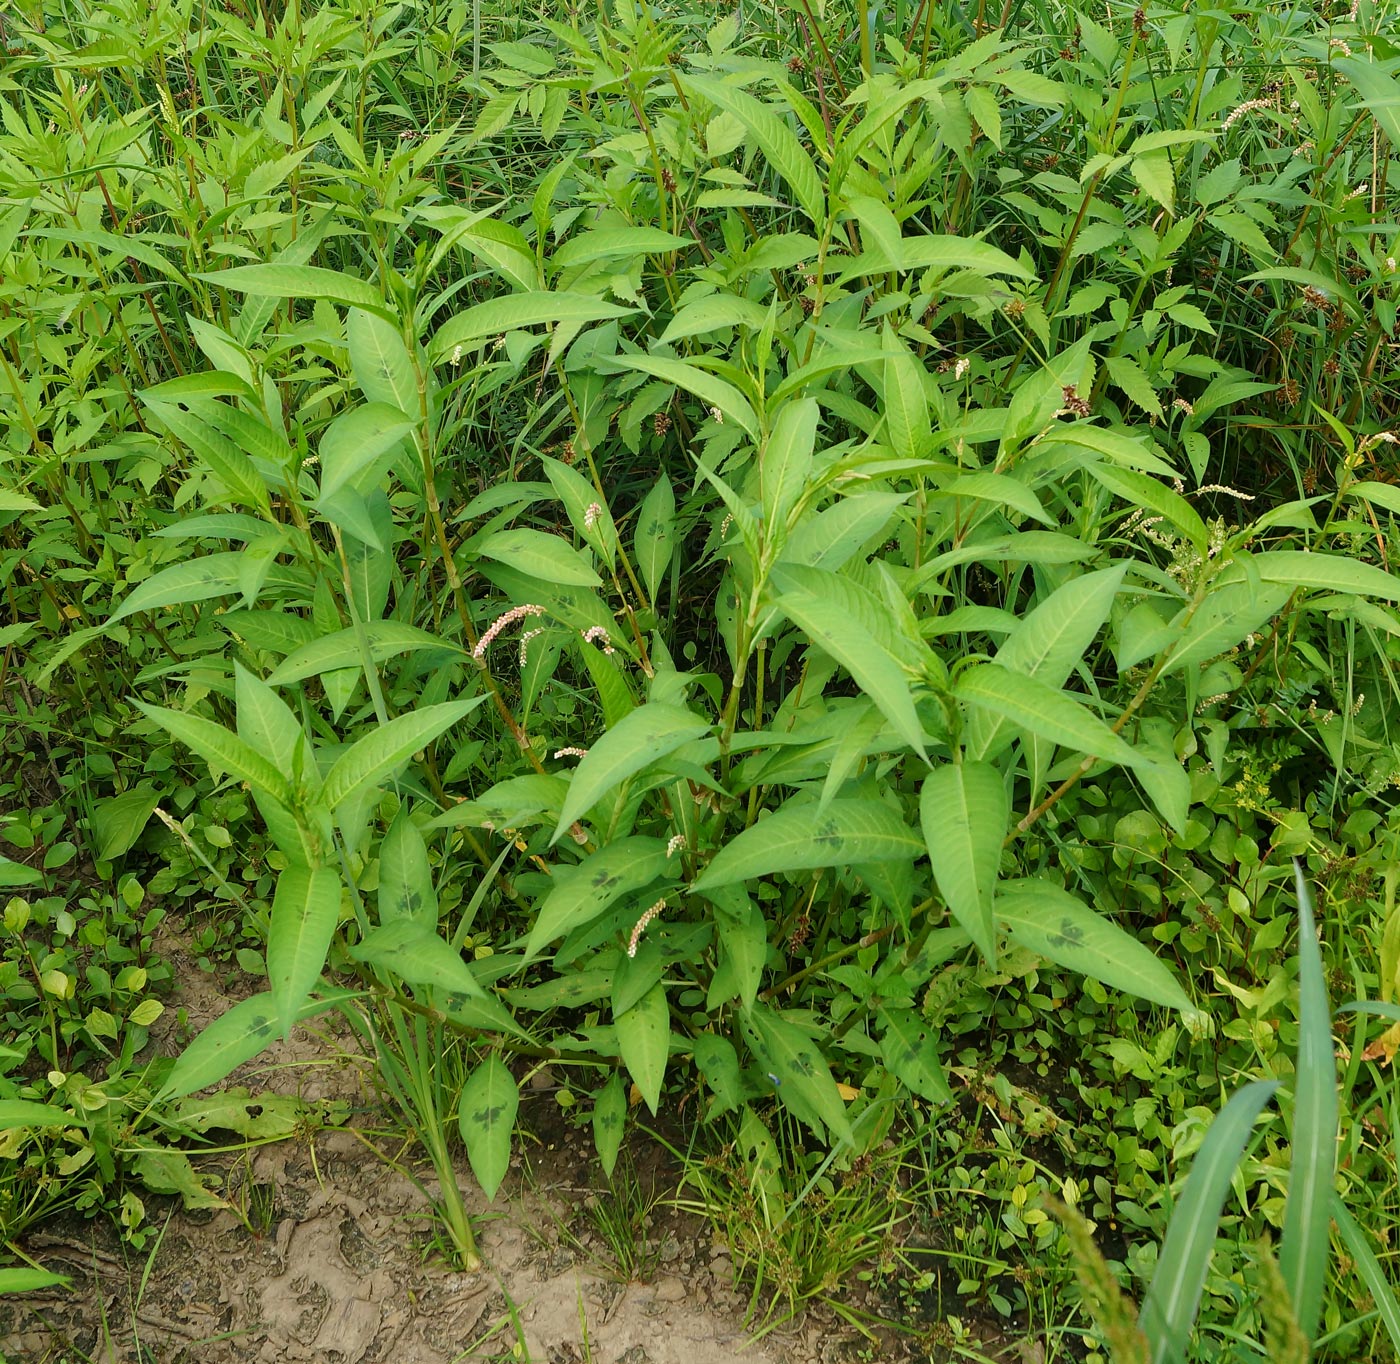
[5,0,1400,1356]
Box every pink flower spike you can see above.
[627,899,666,958]
[472,603,546,661]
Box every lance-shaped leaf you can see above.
[682,73,825,227]
[112,552,251,623]
[321,699,485,810]
[377,804,438,927]
[552,704,711,842]
[997,879,1194,1012]
[1158,579,1293,676]
[268,622,465,685]
[268,866,343,1037]
[969,564,1127,760]
[608,354,758,439]
[347,306,418,412]
[349,919,494,998]
[634,473,676,604]
[458,1054,519,1201]
[1086,464,1207,554]
[474,528,602,587]
[616,981,671,1115]
[0,1268,71,1293]
[693,797,922,894]
[1140,1080,1280,1364]
[1278,864,1337,1341]
[921,762,1006,965]
[134,701,294,804]
[525,837,673,960]
[878,1007,953,1105]
[741,1001,854,1145]
[430,292,634,358]
[1251,550,1400,601]
[958,664,1145,770]
[760,396,818,528]
[197,264,392,315]
[235,664,313,791]
[772,578,928,760]
[591,1072,628,1178]
[0,1100,73,1129]
[1333,1196,1400,1356]
[157,988,363,1101]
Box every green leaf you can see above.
[1332,56,1400,158]
[1278,865,1337,1341]
[91,785,162,862]
[1141,1080,1279,1364]
[0,1268,71,1294]
[235,663,312,790]
[378,805,438,927]
[1086,464,1207,553]
[157,989,359,1100]
[322,700,485,810]
[0,856,43,887]
[1159,579,1293,675]
[741,1002,854,1145]
[134,701,293,802]
[347,307,419,412]
[268,622,464,684]
[878,1007,953,1105]
[458,1054,519,1201]
[349,919,494,998]
[761,396,818,529]
[1250,550,1400,601]
[525,837,673,960]
[771,574,928,760]
[616,981,671,1116]
[834,235,1033,284]
[112,552,249,622]
[609,354,759,440]
[1333,1196,1400,1358]
[921,763,1006,965]
[431,292,634,359]
[197,264,390,314]
[317,402,415,501]
[683,73,825,227]
[692,1033,743,1116]
[268,866,342,1038]
[0,1099,73,1129]
[143,399,271,512]
[1105,354,1164,419]
[635,473,676,604]
[969,565,1127,760]
[551,226,690,273]
[659,294,772,342]
[473,528,602,587]
[957,665,1145,770]
[997,879,1194,1011]
[882,333,930,463]
[553,703,711,841]
[694,797,922,894]
[1131,147,1175,213]
[708,896,768,1011]
[591,1071,628,1177]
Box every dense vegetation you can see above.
[6,0,1400,1357]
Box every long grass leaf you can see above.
[1140,1079,1279,1364]
[1279,863,1338,1341]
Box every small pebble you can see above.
[652,1276,686,1303]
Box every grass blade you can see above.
[1279,862,1338,1341]
[1332,1193,1400,1355]
[1140,1079,1279,1364]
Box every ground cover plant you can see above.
[7,0,1400,1357]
